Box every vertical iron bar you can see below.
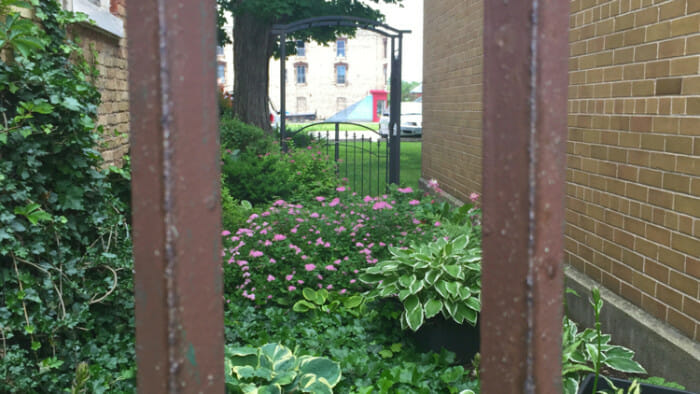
[353,132,357,191]
[377,139,380,195]
[361,135,365,196]
[345,131,348,182]
[280,32,287,152]
[335,123,340,176]
[480,1,569,394]
[126,0,224,391]
[388,36,402,185]
[326,130,330,157]
[369,135,373,195]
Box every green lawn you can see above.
[286,121,379,133]
[320,140,421,196]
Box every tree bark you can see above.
[232,12,274,134]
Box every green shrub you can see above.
[220,116,275,156]
[0,2,134,391]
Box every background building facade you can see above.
[220,29,389,120]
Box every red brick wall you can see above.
[422,0,699,340]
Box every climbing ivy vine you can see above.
[0,1,134,391]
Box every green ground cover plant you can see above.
[1,1,134,391]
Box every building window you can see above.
[335,64,347,85]
[337,97,347,112]
[295,63,307,84]
[296,40,306,57]
[297,97,308,113]
[217,62,226,85]
[336,39,346,57]
[62,0,124,37]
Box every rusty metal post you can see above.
[481,0,569,393]
[126,0,224,392]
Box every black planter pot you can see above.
[577,374,695,394]
[411,316,480,363]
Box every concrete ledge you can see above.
[565,266,700,392]
[418,177,465,206]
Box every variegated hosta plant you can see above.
[225,343,342,394]
[359,232,481,331]
[561,288,646,394]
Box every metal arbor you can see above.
[271,16,410,184]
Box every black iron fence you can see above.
[289,122,389,197]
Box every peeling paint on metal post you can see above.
[126,0,224,392]
[481,1,569,393]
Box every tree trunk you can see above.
[232,12,274,134]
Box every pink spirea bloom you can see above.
[336,186,346,192]
[285,274,294,281]
[249,250,263,258]
[305,264,316,271]
[409,199,420,206]
[325,265,337,271]
[363,195,374,203]
[435,221,441,227]
[339,289,347,294]
[267,275,275,282]
[470,192,480,202]
[288,285,297,291]
[264,240,272,246]
[273,199,286,206]
[221,230,231,236]
[372,201,393,210]
[310,212,320,218]
[273,234,287,241]
[329,197,340,207]
[269,258,276,263]
[350,279,356,284]
[302,255,309,260]
[315,196,325,202]
[326,284,333,289]
[397,187,413,193]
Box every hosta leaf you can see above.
[378,284,399,297]
[343,295,363,309]
[257,384,282,394]
[404,294,421,313]
[452,235,468,251]
[435,281,449,299]
[408,279,425,295]
[457,286,472,300]
[398,289,412,301]
[425,270,441,285]
[455,304,477,325]
[261,343,294,371]
[292,300,316,313]
[585,343,600,363]
[398,274,416,289]
[603,357,646,374]
[562,377,579,394]
[464,296,481,312]
[298,356,342,386]
[405,305,424,331]
[443,265,463,279]
[445,281,460,297]
[424,299,443,319]
[299,376,334,394]
[231,365,256,379]
[358,273,381,283]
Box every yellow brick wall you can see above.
[567,0,698,340]
[422,0,699,340]
[73,1,129,167]
[422,0,483,202]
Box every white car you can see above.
[378,101,422,137]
